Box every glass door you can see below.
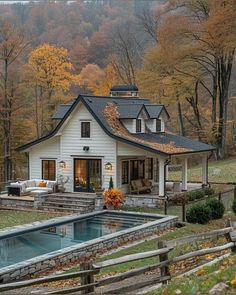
[74,159,102,192]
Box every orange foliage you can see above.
[103,188,124,209]
[103,102,192,154]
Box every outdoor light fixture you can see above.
[105,162,112,171]
[83,146,90,151]
[59,160,66,169]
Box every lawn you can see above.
[151,255,236,295]
[169,157,236,183]
[0,210,59,230]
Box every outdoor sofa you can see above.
[129,179,152,194]
[8,179,57,196]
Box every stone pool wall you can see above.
[0,212,177,283]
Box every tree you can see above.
[0,17,29,182]
[139,0,236,158]
[26,43,76,137]
[78,62,120,96]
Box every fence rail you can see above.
[0,222,235,294]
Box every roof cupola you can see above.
[110,85,139,97]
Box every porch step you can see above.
[40,193,96,214]
[45,197,94,205]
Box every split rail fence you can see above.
[0,221,236,294]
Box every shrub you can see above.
[195,190,205,199]
[184,189,206,201]
[232,199,236,214]
[103,188,124,209]
[186,203,211,224]
[206,198,225,219]
[203,187,215,196]
[109,176,114,189]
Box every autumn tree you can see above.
[25,43,76,137]
[139,0,236,158]
[0,18,29,182]
[78,62,120,96]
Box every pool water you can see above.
[0,212,155,268]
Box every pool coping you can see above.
[0,210,178,277]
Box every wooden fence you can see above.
[164,187,236,222]
[0,222,236,294]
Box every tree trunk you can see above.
[177,101,185,136]
[216,51,235,159]
[3,59,12,182]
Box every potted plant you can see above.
[103,187,124,210]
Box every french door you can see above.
[74,159,102,192]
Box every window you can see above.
[42,160,56,180]
[156,119,162,132]
[130,160,145,180]
[147,158,153,180]
[122,161,129,184]
[81,122,90,138]
[136,119,142,133]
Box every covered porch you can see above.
[117,152,210,198]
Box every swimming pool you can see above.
[0,210,177,283]
[0,211,156,268]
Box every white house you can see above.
[17,85,215,197]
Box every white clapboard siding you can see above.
[60,102,117,192]
[120,119,135,133]
[29,137,60,179]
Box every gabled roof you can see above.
[52,103,73,120]
[145,104,169,119]
[16,94,216,155]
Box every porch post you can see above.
[182,158,188,191]
[165,164,169,181]
[159,158,165,197]
[202,155,208,186]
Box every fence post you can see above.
[218,192,222,201]
[224,220,236,253]
[80,262,95,294]
[234,186,236,200]
[158,241,170,284]
[182,202,186,222]
[164,200,167,215]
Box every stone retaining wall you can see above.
[0,198,34,209]
[124,195,160,208]
[0,212,177,283]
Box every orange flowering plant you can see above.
[103,188,124,209]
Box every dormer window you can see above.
[156,119,162,132]
[81,122,90,138]
[136,119,142,133]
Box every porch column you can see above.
[202,155,208,186]
[182,158,188,191]
[165,164,169,181]
[159,158,165,197]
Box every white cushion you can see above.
[27,180,36,187]
[25,187,53,193]
[46,181,56,188]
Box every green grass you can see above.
[151,255,236,295]
[169,158,236,183]
[0,210,59,229]
[66,211,235,276]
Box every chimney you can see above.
[110,85,139,97]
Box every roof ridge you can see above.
[82,94,149,101]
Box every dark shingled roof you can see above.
[52,103,73,120]
[16,94,215,155]
[145,105,166,119]
[117,104,145,119]
[133,133,215,153]
[110,84,138,92]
